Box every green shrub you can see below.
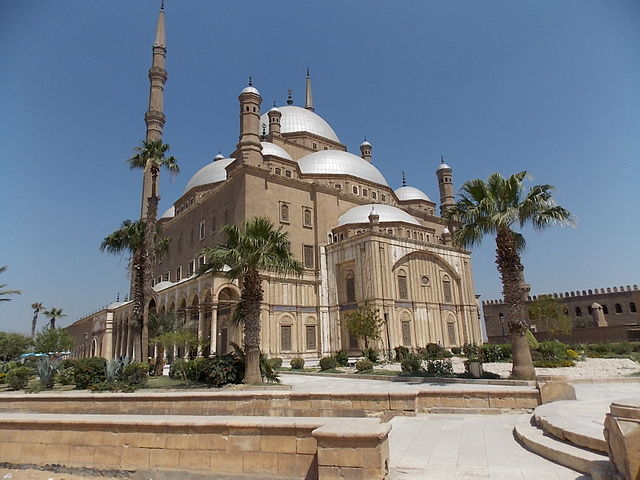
[450,346,462,355]
[72,357,106,389]
[121,362,149,388]
[169,354,245,386]
[425,359,454,377]
[290,357,305,370]
[267,357,283,369]
[0,372,6,384]
[526,329,539,350]
[418,343,449,360]
[565,349,580,360]
[534,360,575,368]
[88,381,117,392]
[6,366,32,390]
[462,343,482,361]
[355,358,373,372]
[334,350,349,367]
[400,352,423,373]
[481,344,510,362]
[538,341,570,361]
[319,356,337,371]
[169,359,189,380]
[56,366,75,385]
[394,346,410,361]
[362,348,379,363]
[36,357,61,389]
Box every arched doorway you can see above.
[216,287,240,355]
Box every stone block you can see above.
[604,409,640,480]
[194,433,228,451]
[318,465,341,480]
[229,434,261,451]
[0,442,22,463]
[464,395,490,408]
[242,451,279,475]
[149,448,179,469]
[68,445,95,466]
[165,433,197,450]
[538,381,576,404]
[210,450,244,474]
[260,434,297,453]
[297,436,317,454]
[121,447,150,469]
[488,396,517,409]
[93,446,122,467]
[20,442,48,463]
[440,395,466,408]
[178,449,210,470]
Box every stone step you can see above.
[533,401,608,454]
[514,414,610,475]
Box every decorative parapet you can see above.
[482,284,639,305]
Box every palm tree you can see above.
[31,302,44,338]
[199,217,303,384]
[0,266,22,302]
[100,219,170,358]
[43,308,66,329]
[445,171,572,380]
[128,139,179,360]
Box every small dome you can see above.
[337,204,420,227]
[259,105,340,143]
[213,153,225,161]
[360,140,371,147]
[269,106,281,114]
[160,205,175,219]
[437,162,451,171]
[240,85,260,96]
[395,186,431,202]
[261,142,292,160]
[298,150,388,186]
[183,157,235,193]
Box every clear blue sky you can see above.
[1,1,639,333]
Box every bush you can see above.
[88,381,117,392]
[481,344,508,362]
[462,343,482,361]
[267,357,283,369]
[394,346,410,361]
[538,341,570,361]
[361,348,379,363]
[6,366,32,390]
[565,349,580,360]
[355,358,373,372]
[56,366,75,385]
[169,354,245,387]
[121,362,149,388]
[400,352,423,373]
[526,329,539,350]
[418,343,450,360]
[534,360,575,368]
[426,359,454,377]
[36,357,61,389]
[319,356,337,371]
[450,346,462,355]
[72,357,106,389]
[290,357,305,370]
[0,372,6,384]
[335,350,349,367]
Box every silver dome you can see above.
[240,85,260,96]
[259,105,340,143]
[160,205,175,219]
[297,150,388,186]
[437,162,451,171]
[395,186,431,202]
[337,204,420,227]
[183,157,234,193]
[261,141,292,160]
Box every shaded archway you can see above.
[216,286,240,355]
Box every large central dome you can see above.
[298,150,388,186]
[259,105,340,143]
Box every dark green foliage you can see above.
[481,343,512,362]
[526,329,539,350]
[400,352,423,373]
[355,358,373,372]
[267,357,283,369]
[537,341,570,361]
[6,366,32,390]
[290,357,305,370]
[533,360,575,368]
[344,307,383,349]
[88,381,117,392]
[71,357,107,389]
[462,343,483,361]
[319,356,337,371]
[450,346,462,355]
[361,347,379,363]
[334,350,349,367]
[56,366,75,385]
[169,354,246,387]
[36,357,61,389]
[394,346,410,361]
[425,359,454,377]
[0,331,33,361]
[418,343,451,360]
[33,327,74,354]
[121,362,149,387]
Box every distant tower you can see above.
[268,103,282,137]
[234,78,263,167]
[436,156,455,216]
[140,3,168,219]
[360,138,372,162]
[305,68,314,111]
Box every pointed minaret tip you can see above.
[154,2,166,48]
[305,68,314,111]
[402,171,407,187]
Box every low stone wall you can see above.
[0,414,390,480]
[0,388,540,418]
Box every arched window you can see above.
[602,304,609,314]
[199,220,206,240]
[303,208,312,227]
[447,322,457,345]
[575,307,582,317]
[615,303,623,314]
[280,324,292,351]
[630,302,637,313]
[397,270,408,300]
[587,305,593,316]
[280,203,289,223]
[442,275,453,303]
[345,270,355,303]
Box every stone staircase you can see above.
[513,399,615,478]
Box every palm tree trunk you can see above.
[242,269,263,384]
[31,313,38,338]
[142,169,160,363]
[50,318,55,329]
[131,247,145,359]
[495,227,536,380]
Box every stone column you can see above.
[127,323,134,359]
[120,321,128,359]
[104,312,114,359]
[197,306,205,357]
[114,323,121,358]
[210,306,218,355]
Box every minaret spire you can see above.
[402,171,407,187]
[305,68,314,111]
[141,5,168,219]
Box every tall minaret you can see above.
[436,156,455,216]
[305,68,314,111]
[233,78,263,167]
[140,4,168,219]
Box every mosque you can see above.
[66,6,483,360]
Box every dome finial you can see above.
[273,100,276,108]
[305,69,314,111]
[248,76,253,86]
[402,171,407,187]
[440,154,445,164]
[160,0,165,11]
[287,89,293,105]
